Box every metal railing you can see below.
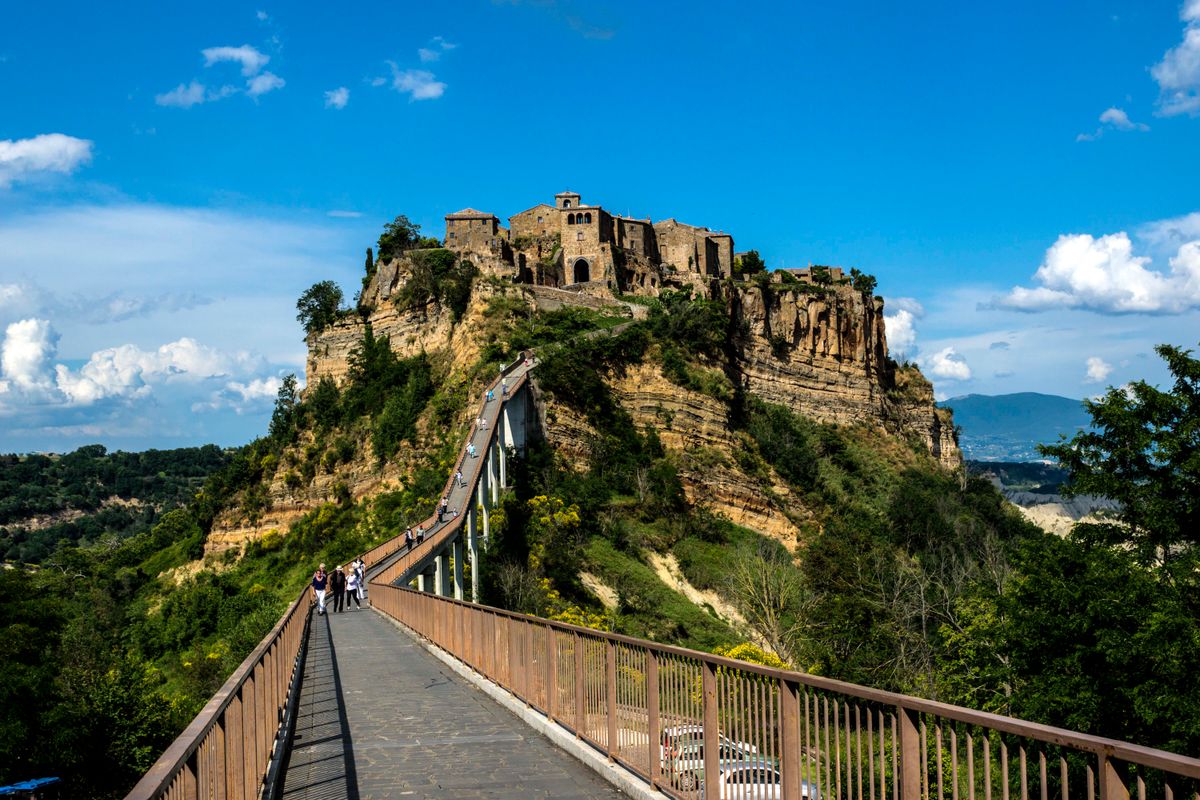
[124,586,312,800]
[372,585,1200,800]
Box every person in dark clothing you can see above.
[404,528,414,551]
[331,565,347,613]
[312,563,328,615]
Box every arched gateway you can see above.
[572,258,590,283]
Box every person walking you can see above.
[346,569,361,610]
[405,528,414,551]
[311,563,328,616]
[455,469,464,488]
[355,558,366,603]
[331,565,347,613]
[416,525,425,544]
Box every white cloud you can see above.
[997,231,1200,314]
[324,86,350,109]
[1077,107,1150,141]
[159,45,282,108]
[0,133,93,189]
[922,347,972,381]
[1,319,58,395]
[246,71,285,98]
[202,45,270,77]
[884,309,918,359]
[256,10,270,21]
[1085,356,1113,383]
[194,376,282,414]
[155,81,208,108]
[1152,2,1200,116]
[418,36,457,62]
[327,209,362,218]
[390,66,446,100]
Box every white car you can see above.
[696,760,819,799]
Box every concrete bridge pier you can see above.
[437,550,453,597]
[417,565,436,593]
[453,538,465,601]
[467,505,480,603]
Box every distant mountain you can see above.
[939,392,1092,461]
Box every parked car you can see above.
[659,724,758,773]
[669,740,768,790]
[695,760,819,799]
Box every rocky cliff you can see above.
[732,282,958,468]
[208,251,958,554]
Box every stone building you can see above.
[445,190,735,296]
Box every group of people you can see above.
[310,558,366,615]
[403,525,426,551]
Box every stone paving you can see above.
[279,602,629,799]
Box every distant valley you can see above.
[939,392,1092,461]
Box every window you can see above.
[577,231,584,241]
[563,199,572,208]
[449,231,456,239]
[567,213,575,224]
[537,216,543,224]
[584,212,592,223]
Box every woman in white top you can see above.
[346,569,361,610]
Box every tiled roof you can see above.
[446,208,496,219]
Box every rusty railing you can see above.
[372,585,1200,800]
[124,586,312,800]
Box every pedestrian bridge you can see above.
[125,355,1200,800]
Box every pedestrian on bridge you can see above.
[501,377,508,396]
[331,565,347,613]
[354,558,366,602]
[346,569,361,610]
[311,564,328,616]
[455,469,464,488]
[404,528,414,551]
[416,525,425,544]
[467,442,477,458]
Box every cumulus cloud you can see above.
[883,297,923,360]
[194,376,282,414]
[997,231,1200,314]
[1085,356,1113,383]
[0,133,93,189]
[159,44,282,108]
[1,319,58,396]
[1152,0,1200,116]
[1076,107,1150,141]
[922,347,972,381]
[390,66,446,100]
[324,86,349,109]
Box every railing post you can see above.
[182,750,198,800]
[524,619,535,707]
[703,659,719,800]
[781,677,802,800]
[1099,755,1130,800]
[606,639,618,762]
[899,706,922,800]
[548,629,558,723]
[647,649,661,791]
[574,632,586,740]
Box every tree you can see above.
[376,215,422,262]
[850,267,877,295]
[811,265,833,286]
[295,281,344,336]
[268,374,299,443]
[734,250,766,277]
[1039,343,1200,570]
[364,246,374,276]
[724,540,813,666]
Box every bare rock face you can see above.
[537,360,808,549]
[731,283,959,469]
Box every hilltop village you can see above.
[442,190,844,297]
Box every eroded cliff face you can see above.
[731,283,959,469]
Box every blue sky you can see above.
[2,0,1199,452]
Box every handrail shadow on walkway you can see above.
[279,611,360,800]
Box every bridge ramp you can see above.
[280,604,629,799]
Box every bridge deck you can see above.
[280,603,628,799]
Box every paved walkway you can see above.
[280,602,628,799]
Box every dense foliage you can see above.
[1,444,230,563]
